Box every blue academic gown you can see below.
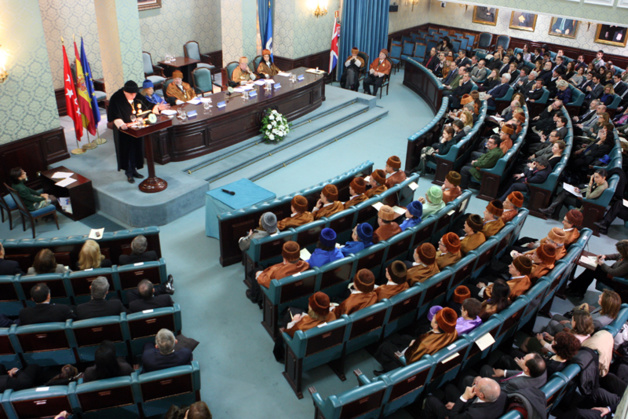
[308,248,344,267]
[400,217,421,231]
[145,93,166,105]
[340,240,373,257]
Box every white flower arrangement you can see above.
[260,109,290,143]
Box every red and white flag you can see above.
[329,16,340,73]
[62,44,83,141]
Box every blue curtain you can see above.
[258,0,273,52]
[338,0,390,81]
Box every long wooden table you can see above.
[151,67,326,164]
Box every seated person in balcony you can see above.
[365,169,387,198]
[419,186,445,218]
[520,227,567,261]
[238,212,277,251]
[255,241,309,289]
[340,47,364,91]
[307,228,343,268]
[76,276,126,320]
[77,239,112,270]
[373,205,402,243]
[480,69,500,92]
[83,340,133,383]
[515,69,537,94]
[482,200,505,238]
[529,242,557,281]
[312,184,344,220]
[479,279,510,321]
[119,235,158,265]
[481,256,533,301]
[9,167,57,211]
[26,248,69,276]
[441,61,460,93]
[376,261,409,301]
[470,59,490,84]
[456,297,483,335]
[442,171,462,204]
[498,124,514,154]
[165,70,195,102]
[142,328,193,373]
[418,126,457,175]
[425,47,439,73]
[384,155,406,188]
[0,364,41,393]
[482,352,547,393]
[339,223,373,256]
[436,232,462,270]
[555,79,572,104]
[231,56,256,85]
[140,80,167,106]
[498,157,551,203]
[257,49,280,78]
[363,49,391,96]
[433,51,447,78]
[539,169,608,218]
[460,214,486,255]
[501,191,523,223]
[562,209,583,246]
[485,73,512,109]
[284,292,336,337]
[277,195,313,230]
[400,200,422,231]
[333,269,377,316]
[407,243,439,285]
[523,77,544,102]
[19,283,75,325]
[449,72,473,110]
[344,177,368,209]
[459,136,504,190]
[128,279,174,313]
[0,243,23,276]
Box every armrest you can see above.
[354,368,372,386]
[152,65,165,77]
[309,386,325,407]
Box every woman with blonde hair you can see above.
[77,240,112,270]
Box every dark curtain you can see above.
[338,0,390,81]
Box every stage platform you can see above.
[54,86,387,227]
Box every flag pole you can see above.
[95,126,106,145]
[64,36,85,155]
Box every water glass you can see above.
[203,102,210,114]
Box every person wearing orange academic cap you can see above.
[284,292,336,337]
[365,169,388,198]
[344,177,369,209]
[333,269,378,316]
[501,191,523,223]
[257,49,281,78]
[384,156,406,188]
[482,200,505,238]
[232,56,256,85]
[277,195,313,231]
[562,209,583,246]
[254,241,309,289]
[312,184,344,220]
[407,243,440,285]
[436,232,462,269]
[165,70,195,102]
[363,49,391,96]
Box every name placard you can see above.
[187,110,197,118]
[297,74,304,81]
[249,90,257,98]
[274,83,281,90]
[217,101,226,108]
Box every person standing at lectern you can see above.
[107,80,167,184]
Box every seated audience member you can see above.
[449,73,473,109]
[363,49,391,97]
[484,352,547,392]
[166,70,196,101]
[141,80,166,105]
[562,209,583,246]
[459,136,504,189]
[442,171,462,203]
[257,49,280,78]
[399,200,422,231]
[307,228,343,267]
[501,191,523,223]
[83,340,133,383]
[436,232,462,269]
[142,328,193,373]
[231,56,256,85]
[523,227,567,260]
[501,256,533,300]
[164,401,212,419]
[341,47,365,91]
[421,377,506,419]
[76,276,126,320]
[0,243,24,275]
[498,157,551,202]
[384,155,406,188]
[540,169,608,218]
[10,166,57,211]
[129,279,174,313]
[566,240,628,300]
[77,239,112,270]
[284,292,336,337]
[312,184,344,220]
[456,298,483,335]
[374,205,402,243]
[26,248,69,275]
[485,73,512,108]
[498,124,514,154]
[339,223,373,256]
[419,186,445,218]
[482,200,505,238]
[365,169,387,198]
[333,269,377,316]
[555,79,572,103]
[238,212,277,251]
[0,364,41,393]
[376,261,409,301]
[529,242,557,281]
[479,279,510,321]
[344,177,368,209]
[277,195,314,230]
[471,59,490,83]
[460,214,486,254]
[527,309,594,356]
[119,235,158,265]
[425,47,439,73]
[547,290,620,336]
[19,283,75,325]
[418,126,456,175]
[407,243,439,285]
[255,241,309,289]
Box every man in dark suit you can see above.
[486,74,512,108]
[455,49,472,69]
[142,328,193,373]
[482,352,547,393]
[19,283,75,325]
[118,235,158,265]
[128,279,174,313]
[450,73,473,109]
[76,276,126,320]
[552,56,566,75]
[612,74,627,97]
[498,157,552,201]
[584,74,603,104]
[525,78,545,102]
[510,67,528,88]
[538,61,553,85]
[497,55,510,76]
[421,377,507,419]
[0,243,24,276]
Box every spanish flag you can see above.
[62,43,82,141]
[74,41,95,136]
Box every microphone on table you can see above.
[222,189,236,195]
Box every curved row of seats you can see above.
[307,228,593,418]
[217,161,374,267]
[279,205,528,399]
[404,97,449,173]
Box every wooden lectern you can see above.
[125,117,172,193]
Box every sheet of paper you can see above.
[186,98,202,105]
[300,248,311,260]
[51,171,73,179]
[408,182,419,191]
[475,333,496,351]
[579,255,598,269]
[372,202,384,211]
[306,68,325,74]
[55,178,77,187]
[254,80,266,86]
[440,352,460,364]
[233,85,255,92]
[392,206,406,215]
[277,72,291,77]
[563,183,582,198]
[492,115,504,122]
[623,199,628,208]
[88,228,105,240]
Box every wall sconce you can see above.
[0,45,8,83]
[308,0,328,17]
[406,0,420,11]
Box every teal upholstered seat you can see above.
[183,41,214,70]
[191,67,213,96]
[142,51,165,87]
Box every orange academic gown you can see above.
[374,223,402,243]
[286,311,336,337]
[334,292,378,316]
[313,201,345,220]
[277,212,314,231]
[376,282,409,301]
[257,260,310,288]
[407,263,440,285]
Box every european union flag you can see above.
[80,37,101,129]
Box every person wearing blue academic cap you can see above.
[141,80,166,105]
[340,223,374,257]
[400,200,423,231]
[307,228,344,267]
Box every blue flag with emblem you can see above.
[264,2,273,61]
